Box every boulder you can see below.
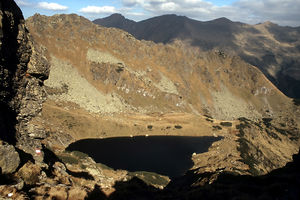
[17,161,41,185]
[0,141,20,174]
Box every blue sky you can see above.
[16,0,300,26]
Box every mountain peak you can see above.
[262,21,276,26]
[211,17,233,23]
[108,13,126,19]
[152,14,187,20]
[93,13,136,28]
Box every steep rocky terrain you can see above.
[26,13,300,176]
[28,14,294,121]
[94,14,300,98]
[0,1,300,199]
[0,0,50,166]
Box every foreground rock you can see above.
[0,0,31,144]
[0,0,49,159]
[0,141,20,174]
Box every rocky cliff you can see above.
[0,0,31,144]
[0,0,50,165]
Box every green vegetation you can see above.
[174,125,182,129]
[58,151,90,165]
[279,123,286,127]
[237,138,260,176]
[205,118,213,122]
[58,154,79,164]
[220,122,232,127]
[293,98,300,106]
[237,117,250,122]
[235,118,261,176]
[273,127,288,136]
[273,126,299,141]
[262,118,273,128]
[72,151,89,159]
[204,114,213,119]
[115,65,124,73]
[265,129,281,141]
[213,125,222,130]
[236,123,250,137]
[80,164,87,169]
[289,136,299,141]
[129,171,169,187]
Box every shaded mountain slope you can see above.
[105,148,300,200]
[94,14,300,98]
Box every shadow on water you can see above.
[67,136,222,178]
[85,150,300,200]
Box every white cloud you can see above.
[120,0,300,26]
[15,0,31,6]
[122,0,145,7]
[37,2,68,11]
[233,0,300,25]
[128,12,146,16]
[80,6,117,14]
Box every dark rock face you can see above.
[16,39,50,159]
[0,0,49,158]
[0,0,31,143]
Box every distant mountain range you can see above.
[94,14,300,98]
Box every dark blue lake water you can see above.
[66,136,222,178]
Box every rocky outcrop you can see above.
[0,0,31,144]
[0,0,49,160]
[15,39,49,160]
[0,141,20,174]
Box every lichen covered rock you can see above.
[0,141,20,174]
[17,161,41,185]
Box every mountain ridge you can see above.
[28,13,293,121]
[94,13,300,98]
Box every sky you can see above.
[16,0,300,26]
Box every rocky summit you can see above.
[0,1,300,199]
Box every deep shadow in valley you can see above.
[86,149,300,200]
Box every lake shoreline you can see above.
[66,136,223,178]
